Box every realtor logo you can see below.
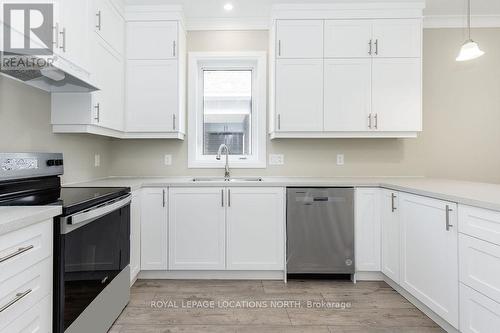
[3,3,53,56]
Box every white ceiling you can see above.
[124,0,500,18]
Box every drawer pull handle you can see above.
[0,289,32,313]
[0,245,34,263]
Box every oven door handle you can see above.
[60,194,131,234]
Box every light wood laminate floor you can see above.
[110,279,445,333]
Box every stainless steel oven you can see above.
[54,194,131,333]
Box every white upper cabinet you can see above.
[372,58,422,132]
[324,20,372,58]
[94,0,125,55]
[226,188,285,271]
[126,59,178,132]
[355,188,381,272]
[399,193,459,328]
[127,21,178,59]
[56,0,92,72]
[275,59,323,131]
[372,19,422,58]
[168,187,226,270]
[276,20,323,58]
[324,58,371,131]
[380,189,400,283]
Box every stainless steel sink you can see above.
[192,177,263,182]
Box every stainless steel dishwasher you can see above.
[287,188,355,275]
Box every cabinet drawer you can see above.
[459,205,500,246]
[0,220,52,283]
[0,295,51,333]
[459,233,500,303]
[460,283,500,333]
[0,257,52,331]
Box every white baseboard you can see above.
[354,271,384,281]
[138,270,285,280]
[383,275,459,333]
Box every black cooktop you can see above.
[0,176,130,216]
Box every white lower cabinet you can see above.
[141,187,168,270]
[399,193,459,328]
[460,283,500,333]
[380,189,400,283]
[168,187,226,270]
[226,187,285,270]
[355,188,381,272]
[130,190,141,283]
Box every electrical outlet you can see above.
[336,154,345,166]
[164,154,172,166]
[94,154,100,167]
[269,154,284,165]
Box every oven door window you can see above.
[62,205,130,330]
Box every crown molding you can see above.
[424,15,500,28]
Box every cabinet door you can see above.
[130,190,141,283]
[355,188,381,271]
[92,37,124,130]
[324,20,372,58]
[380,189,400,283]
[59,0,91,71]
[126,59,178,132]
[140,188,167,270]
[94,0,124,55]
[276,20,323,58]
[372,19,422,58]
[400,193,459,328]
[168,187,225,270]
[226,188,285,270]
[324,59,371,131]
[372,58,422,132]
[127,21,177,60]
[275,59,323,132]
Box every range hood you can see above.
[0,52,99,93]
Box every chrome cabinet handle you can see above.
[59,27,66,52]
[228,189,231,207]
[94,103,100,122]
[278,40,281,57]
[162,189,166,207]
[0,289,32,313]
[446,205,453,231]
[0,245,34,263]
[173,41,176,57]
[374,114,378,129]
[96,11,102,30]
[221,189,224,207]
[368,114,372,129]
[173,114,176,130]
[374,39,379,55]
[277,114,281,130]
[368,39,373,55]
[391,193,397,212]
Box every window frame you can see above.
[188,52,267,169]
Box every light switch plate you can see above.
[269,154,284,165]
[336,154,345,166]
[164,154,172,166]
[94,154,100,167]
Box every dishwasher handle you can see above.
[313,197,329,202]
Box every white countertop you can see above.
[68,176,500,212]
[0,206,62,236]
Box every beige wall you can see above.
[110,29,500,181]
[1,29,500,183]
[0,77,111,184]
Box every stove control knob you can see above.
[46,160,55,166]
[55,159,63,166]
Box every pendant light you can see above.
[456,0,485,61]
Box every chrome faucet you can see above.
[216,144,230,180]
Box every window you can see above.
[188,52,267,168]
